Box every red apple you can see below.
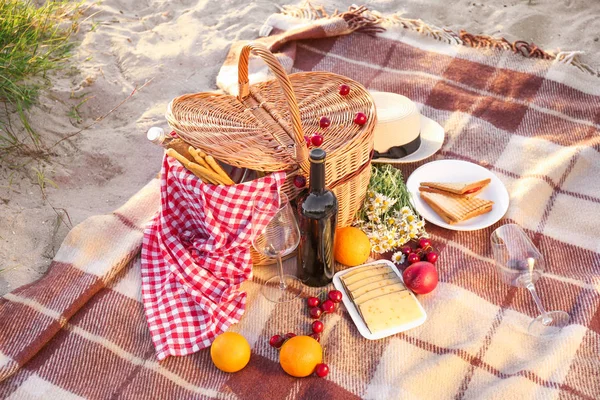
[402,261,438,294]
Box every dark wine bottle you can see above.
[297,148,338,287]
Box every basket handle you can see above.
[238,43,308,168]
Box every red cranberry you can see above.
[419,238,432,249]
[309,306,322,319]
[339,84,350,96]
[319,116,331,128]
[307,297,320,308]
[328,290,343,303]
[426,252,439,264]
[311,134,324,147]
[354,112,367,126]
[309,333,321,342]
[408,253,421,264]
[284,332,296,340]
[293,175,306,188]
[269,335,284,348]
[311,320,324,334]
[321,299,335,313]
[315,363,329,377]
[401,245,412,255]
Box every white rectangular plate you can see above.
[333,260,427,340]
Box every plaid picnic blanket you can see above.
[1,3,600,399]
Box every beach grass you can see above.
[0,0,82,154]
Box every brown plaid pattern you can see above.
[1,4,599,399]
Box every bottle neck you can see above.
[309,161,325,193]
[147,127,172,146]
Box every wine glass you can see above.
[491,223,570,336]
[252,192,303,303]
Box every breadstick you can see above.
[186,163,223,184]
[205,156,234,185]
[166,148,218,184]
[195,148,207,158]
[188,146,235,185]
[189,163,232,185]
[166,138,195,162]
[188,147,211,170]
[166,148,191,167]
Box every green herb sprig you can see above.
[354,164,426,256]
[356,164,417,221]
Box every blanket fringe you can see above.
[381,13,598,76]
[276,2,599,77]
[277,2,330,20]
[337,5,386,35]
[384,13,599,77]
[277,2,384,35]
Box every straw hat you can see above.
[369,91,444,164]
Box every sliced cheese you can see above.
[353,282,407,305]
[349,277,403,300]
[339,263,390,280]
[340,265,392,285]
[345,272,398,293]
[358,291,425,334]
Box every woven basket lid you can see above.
[166,43,375,174]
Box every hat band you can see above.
[373,133,421,159]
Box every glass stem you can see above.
[526,283,552,324]
[276,254,287,290]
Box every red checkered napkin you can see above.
[141,155,285,360]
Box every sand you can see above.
[1,0,599,295]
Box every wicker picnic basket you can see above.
[166,43,376,265]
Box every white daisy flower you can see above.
[391,251,406,264]
[373,194,384,206]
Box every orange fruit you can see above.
[334,227,371,266]
[210,332,251,373]
[279,335,322,377]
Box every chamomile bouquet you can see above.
[354,164,427,263]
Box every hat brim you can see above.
[372,115,445,164]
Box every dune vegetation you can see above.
[0,0,82,156]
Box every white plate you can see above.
[406,159,510,231]
[372,115,445,164]
[333,260,427,340]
